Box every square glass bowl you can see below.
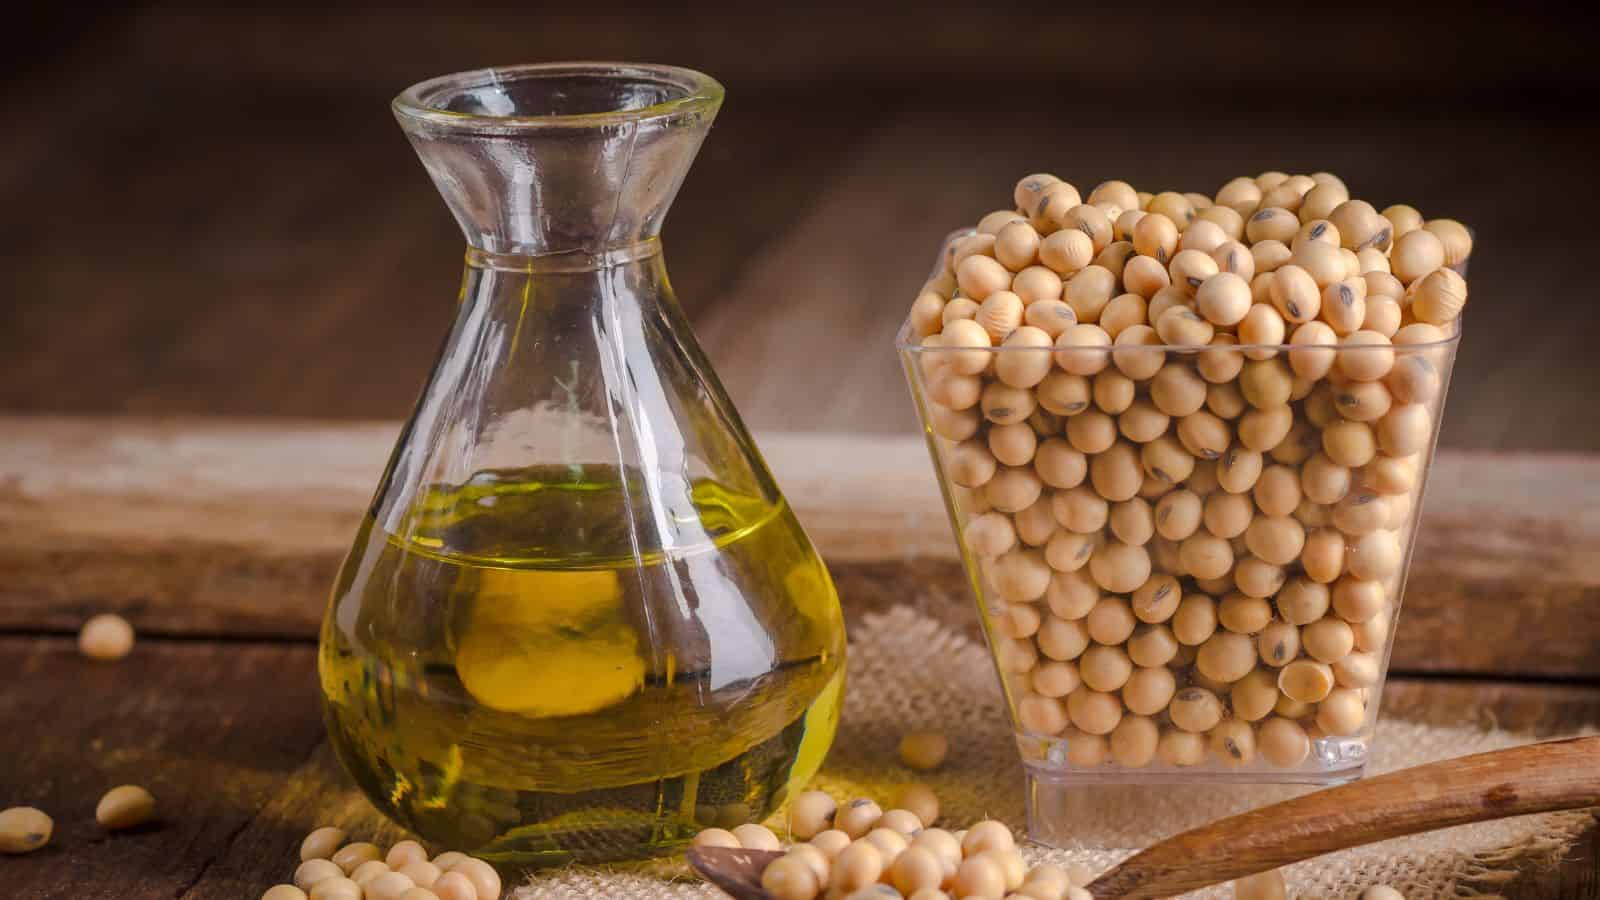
[897,229,1462,823]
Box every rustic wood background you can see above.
[2,5,1597,898]
[3,5,1599,448]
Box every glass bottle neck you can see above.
[462,238,663,277]
[453,239,673,338]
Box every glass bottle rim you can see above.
[393,61,724,133]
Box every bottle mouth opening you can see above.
[393,61,724,133]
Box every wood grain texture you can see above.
[3,650,1597,900]
[1086,737,1600,899]
[0,637,400,900]
[103,6,1594,96]
[0,14,881,423]
[3,417,1597,678]
[3,9,1599,452]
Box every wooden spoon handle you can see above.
[1087,735,1600,899]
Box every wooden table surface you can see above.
[1,420,1597,898]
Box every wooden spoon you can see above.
[687,735,1600,899]
[1086,734,1600,898]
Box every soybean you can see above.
[0,806,52,855]
[899,732,949,772]
[1169,687,1225,733]
[1210,719,1257,765]
[1423,218,1473,266]
[788,791,838,840]
[1258,717,1312,768]
[79,613,136,661]
[1279,659,1336,703]
[96,784,156,830]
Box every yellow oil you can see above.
[318,466,845,865]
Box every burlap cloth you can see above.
[517,606,1595,898]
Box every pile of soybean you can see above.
[265,830,500,900]
[907,172,1468,771]
[695,786,1093,900]
[691,784,1410,899]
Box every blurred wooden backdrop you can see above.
[3,4,1598,448]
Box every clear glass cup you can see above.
[898,228,1461,839]
[318,63,846,866]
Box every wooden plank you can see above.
[1,635,1594,899]
[0,637,402,900]
[2,417,1598,677]
[121,6,1594,98]
[0,12,883,421]
[0,12,1594,450]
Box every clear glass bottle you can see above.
[318,63,846,866]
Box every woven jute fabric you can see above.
[517,606,1594,899]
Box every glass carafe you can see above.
[318,63,846,866]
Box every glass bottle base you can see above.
[1023,748,1366,851]
[327,668,843,867]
